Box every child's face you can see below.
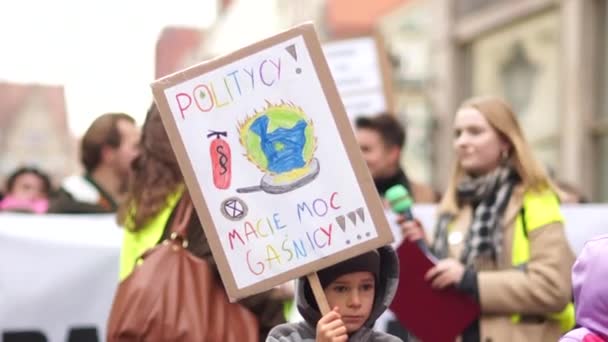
[324,271,375,333]
[10,173,47,201]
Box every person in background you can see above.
[555,180,588,204]
[48,112,140,213]
[118,103,288,341]
[401,96,575,341]
[267,247,402,342]
[560,234,608,342]
[356,113,434,340]
[0,166,52,214]
[355,113,437,203]
[546,166,588,203]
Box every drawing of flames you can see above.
[237,100,318,183]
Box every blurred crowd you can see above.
[2,96,604,342]
[0,101,586,216]
[0,113,139,214]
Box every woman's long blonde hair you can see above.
[439,96,555,214]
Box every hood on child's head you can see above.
[317,249,381,289]
[295,246,399,328]
[572,234,608,339]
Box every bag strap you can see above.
[170,191,194,240]
[519,205,528,239]
[519,191,561,239]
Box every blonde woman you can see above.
[402,96,575,341]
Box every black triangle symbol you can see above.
[356,207,365,222]
[347,211,357,225]
[336,215,346,232]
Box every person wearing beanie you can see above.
[560,234,608,342]
[267,246,402,341]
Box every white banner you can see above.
[1,205,607,341]
[0,213,121,342]
[390,204,608,255]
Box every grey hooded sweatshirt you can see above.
[267,246,402,342]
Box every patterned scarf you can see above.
[432,166,519,266]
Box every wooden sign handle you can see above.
[307,272,330,315]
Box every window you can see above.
[470,11,561,172]
[456,0,508,18]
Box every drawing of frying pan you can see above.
[237,157,319,194]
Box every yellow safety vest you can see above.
[511,188,575,332]
[119,187,184,281]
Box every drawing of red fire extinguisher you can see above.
[207,131,231,189]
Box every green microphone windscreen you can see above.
[385,184,413,213]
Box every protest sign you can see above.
[322,34,394,121]
[151,23,393,300]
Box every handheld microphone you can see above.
[385,184,430,253]
[385,184,414,220]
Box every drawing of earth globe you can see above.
[238,101,319,191]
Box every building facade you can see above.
[190,0,608,201]
[0,83,77,188]
[378,1,435,185]
[383,0,606,201]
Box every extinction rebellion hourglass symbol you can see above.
[207,131,232,190]
[221,197,248,221]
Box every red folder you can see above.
[390,240,480,342]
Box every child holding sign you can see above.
[267,246,402,341]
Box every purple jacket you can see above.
[561,234,608,342]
